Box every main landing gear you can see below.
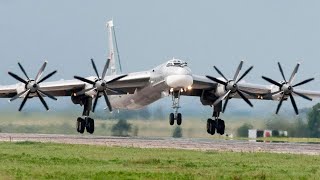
[76,97,95,134]
[207,102,225,135]
[77,117,94,134]
[169,90,182,126]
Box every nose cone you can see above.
[165,68,193,88]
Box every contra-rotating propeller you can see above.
[206,61,254,113]
[262,62,314,115]
[74,59,127,112]
[8,61,58,111]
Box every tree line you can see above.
[238,103,320,138]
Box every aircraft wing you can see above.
[185,74,320,101]
[0,71,151,98]
[185,74,272,100]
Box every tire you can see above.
[169,113,174,125]
[217,119,225,135]
[177,113,182,125]
[216,120,221,134]
[76,117,82,133]
[210,120,216,135]
[207,119,211,134]
[86,118,95,134]
[77,118,85,134]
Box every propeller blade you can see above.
[237,90,253,107]
[222,94,230,113]
[289,94,299,115]
[293,91,312,101]
[74,87,96,96]
[74,76,95,85]
[106,75,127,84]
[19,90,31,111]
[8,72,28,84]
[18,62,30,80]
[288,63,300,84]
[37,89,57,101]
[35,61,47,82]
[292,78,315,88]
[92,96,99,113]
[36,91,49,111]
[233,60,243,81]
[91,59,100,78]
[213,90,231,106]
[103,90,112,112]
[278,62,287,82]
[101,59,110,80]
[213,66,228,82]
[262,76,282,87]
[236,66,253,83]
[276,95,285,114]
[206,76,227,86]
[10,90,28,102]
[37,70,57,84]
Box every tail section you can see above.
[106,20,122,75]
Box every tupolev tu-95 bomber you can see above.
[1,20,320,135]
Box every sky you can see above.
[1,0,320,115]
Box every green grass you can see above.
[0,142,319,179]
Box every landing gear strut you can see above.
[207,102,225,135]
[76,97,95,134]
[169,90,182,126]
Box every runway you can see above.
[0,133,319,155]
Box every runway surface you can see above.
[0,133,319,155]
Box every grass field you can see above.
[0,142,319,179]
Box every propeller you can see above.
[262,62,314,115]
[74,58,127,112]
[206,61,254,113]
[8,61,58,111]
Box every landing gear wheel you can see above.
[177,113,182,125]
[207,119,216,135]
[206,119,211,134]
[86,118,95,134]
[169,113,174,126]
[77,117,85,134]
[216,119,225,135]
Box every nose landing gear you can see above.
[169,90,183,126]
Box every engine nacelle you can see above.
[270,84,283,101]
[200,78,228,106]
[71,94,85,105]
[15,83,26,94]
[214,83,227,97]
[200,90,218,106]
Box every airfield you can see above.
[0,133,319,155]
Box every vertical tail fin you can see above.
[106,20,123,75]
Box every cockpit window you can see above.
[166,59,188,67]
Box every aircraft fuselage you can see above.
[110,59,193,110]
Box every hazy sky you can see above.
[1,0,320,114]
